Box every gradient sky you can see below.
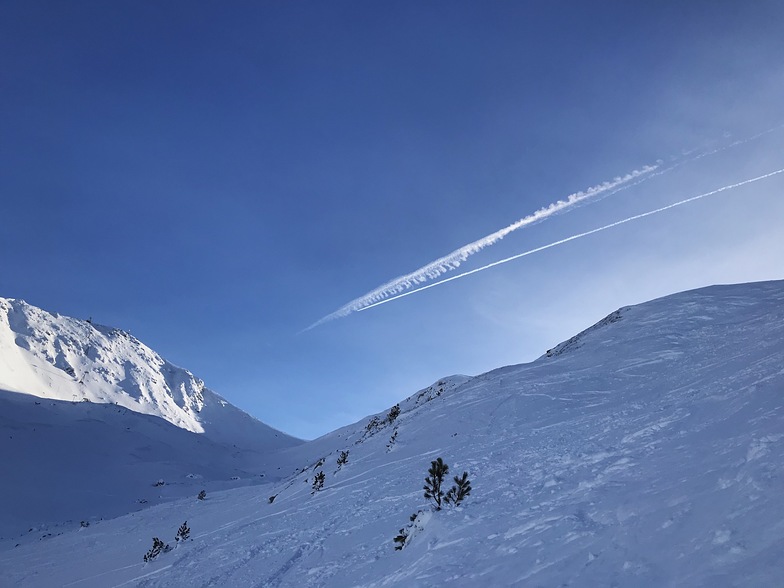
[2,1,783,439]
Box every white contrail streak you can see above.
[355,166,784,313]
[304,165,658,330]
[302,124,784,332]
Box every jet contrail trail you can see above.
[302,123,784,332]
[304,164,658,331]
[355,166,784,314]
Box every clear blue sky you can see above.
[2,1,783,438]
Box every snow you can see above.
[0,298,302,542]
[1,281,783,586]
[0,388,303,543]
[0,297,300,450]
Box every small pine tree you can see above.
[176,521,190,543]
[336,450,349,468]
[197,490,206,500]
[423,458,449,510]
[387,404,401,423]
[444,471,472,506]
[143,537,169,562]
[312,471,325,493]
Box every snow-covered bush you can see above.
[394,511,429,550]
[336,450,349,469]
[197,490,206,500]
[393,522,412,550]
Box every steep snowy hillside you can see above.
[0,297,300,451]
[2,281,783,587]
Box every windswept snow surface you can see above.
[2,281,784,586]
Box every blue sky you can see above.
[2,2,783,439]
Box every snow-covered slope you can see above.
[0,389,297,542]
[0,297,300,451]
[2,281,784,587]
[0,297,303,543]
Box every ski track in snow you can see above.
[1,282,784,586]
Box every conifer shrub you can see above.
[176,521,190,544]
[365,416,381,432]
[336,450,349,468]
[394,459,473,553]
[143,537,170,562]
[312,471,325,493]
[423,458,472,510]
[197,490,206,500]
[444,471,472,506]
[387,404,401,423]
[423,458,449,510]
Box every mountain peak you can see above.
[0,297,299,450]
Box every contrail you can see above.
[304,164,658,331]
[688,123,784,164]
[355,166,784,314]
[303,123,784,332]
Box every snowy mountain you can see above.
[0,297,299,451]
[2,281,783,586]
[0,297,301,541]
